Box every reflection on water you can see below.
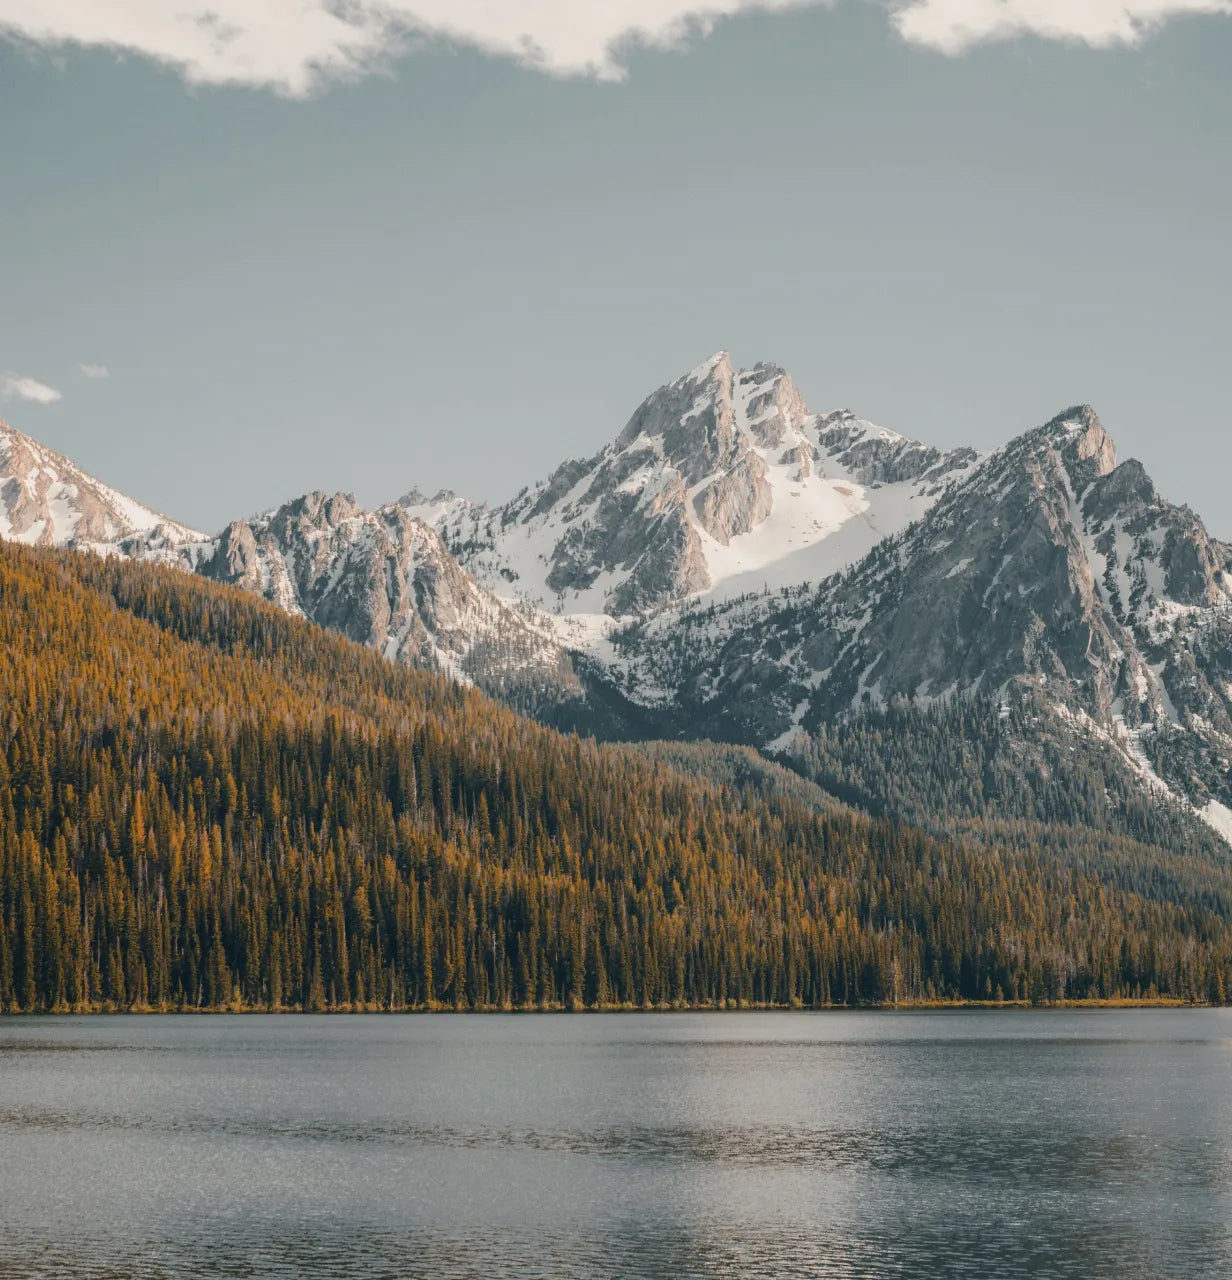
[1,1012,1230,1278]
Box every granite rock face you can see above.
[193,490,578,696]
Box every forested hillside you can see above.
[787,694,1227,859]
[1,540,1230,1012]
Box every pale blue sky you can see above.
[1,3,1230,535]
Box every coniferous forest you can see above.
[1,539,1231,1012]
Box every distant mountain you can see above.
[0,419,200,554]
[3,353,1229,849]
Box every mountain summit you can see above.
[408,352,978,620]
[593,398,1232,841]
[1,356,1229,845]
[0,418,200,552]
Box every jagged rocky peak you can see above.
[400,486,466,512]
[1080,453,1231,612]
[421,350,982,619]
[1036,405,1118,483]
[615,350,737,483]
[814,409,979,489]
[261,489,362,536]
[1006,404,1229,616]
[615,351,807,476]
[610,352,805,548]
[192,487,575,694]
[739,361,810,448]
[1082,457,1156,521]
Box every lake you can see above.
[1,1011,1230,1278]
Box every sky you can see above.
[1,1,1230,536]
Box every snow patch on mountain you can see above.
[1205,800,1232,844]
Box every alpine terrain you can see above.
[2,352,1229,853]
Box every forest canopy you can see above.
[1,541,1229,1012]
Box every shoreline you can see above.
[0,997,1214,1016]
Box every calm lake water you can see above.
[1,1011,1231,1278]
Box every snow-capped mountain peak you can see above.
[590,399,1231,840]
[417,352,980,620]
[0,418,203,551]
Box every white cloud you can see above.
[80,363,110,379]
[1,374,62,405]
[891,0,1232,54]
[0,1,1227,93]
[0,2,829,96]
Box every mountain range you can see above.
[3,351,1230,851]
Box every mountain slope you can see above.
[594,405,1232,841]
[9,538,1230,1010]
[0,418,201,553]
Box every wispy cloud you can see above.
[0,2,831,96]
[0,1,1227,94]
[80,363,110,379]
[2,374,62,405]
[892,0,1232,54]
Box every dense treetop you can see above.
[1,541,1229,1011]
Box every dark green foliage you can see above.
[788,689,1225,860]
